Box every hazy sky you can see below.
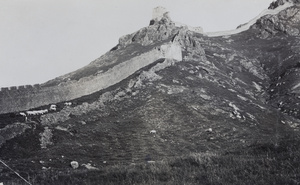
[0,0,272,87]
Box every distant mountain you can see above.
[1,0,300,184]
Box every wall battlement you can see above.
[0,84,39,92]
[0,42,182,114]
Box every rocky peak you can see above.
[269,0,300,9]
[252,1,300,38]
[118,22,177,47]
[117,7,177,48]
[117,7,204,52]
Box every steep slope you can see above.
[206,1,294,37]
[0,12,182,114]
[249,1,300,120]
[1,0,300,183]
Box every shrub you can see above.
[39,127,53,149]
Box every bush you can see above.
[39,127,53,149]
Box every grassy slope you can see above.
[2,135,300,184]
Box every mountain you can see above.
[1,1,300,184]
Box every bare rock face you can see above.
[118,23,176,47]
[269,0,300,9]
[118,14,176,47]
[172,28,206,61]
[252,6,300,38]
[117,7,181,48]
[269,0,288,9]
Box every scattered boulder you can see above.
[49,104,57,111]
[70,161,79,169]
[150,130,157,134]
[42,166,50,170]
[80,121,87,125]
[147,161,156,164]
[64,102,72,106]
[82,163,99,170]
[206,128,213,132]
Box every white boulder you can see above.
[70,161,79,169]
[150,130,157,134]
[82,163,99,170]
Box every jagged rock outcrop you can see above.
[172,28,207,62]
[118,12,176,47]
[118,6,203,48]
[269,0,300,9]
[253,2,300,38]
[118,23,176,47]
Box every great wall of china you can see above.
[0,42,182,114]
[0,84,41,92]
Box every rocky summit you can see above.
[1,0,300,184]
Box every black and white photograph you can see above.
[1,0,300,184]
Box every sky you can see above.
[0,0,273,87]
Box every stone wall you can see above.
[175,22,204,34]
[0,43,182,114]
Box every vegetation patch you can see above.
[1,135,300,185]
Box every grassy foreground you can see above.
[3,135,300,185]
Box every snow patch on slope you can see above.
[206,2,294,37]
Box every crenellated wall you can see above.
[0,84,39,92]
[0,42,182,114]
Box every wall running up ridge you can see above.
[0,42,182,114]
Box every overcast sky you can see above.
[0,0,272,87]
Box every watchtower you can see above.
[152,7,168,21]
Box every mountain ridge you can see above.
[1,1,300,183]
